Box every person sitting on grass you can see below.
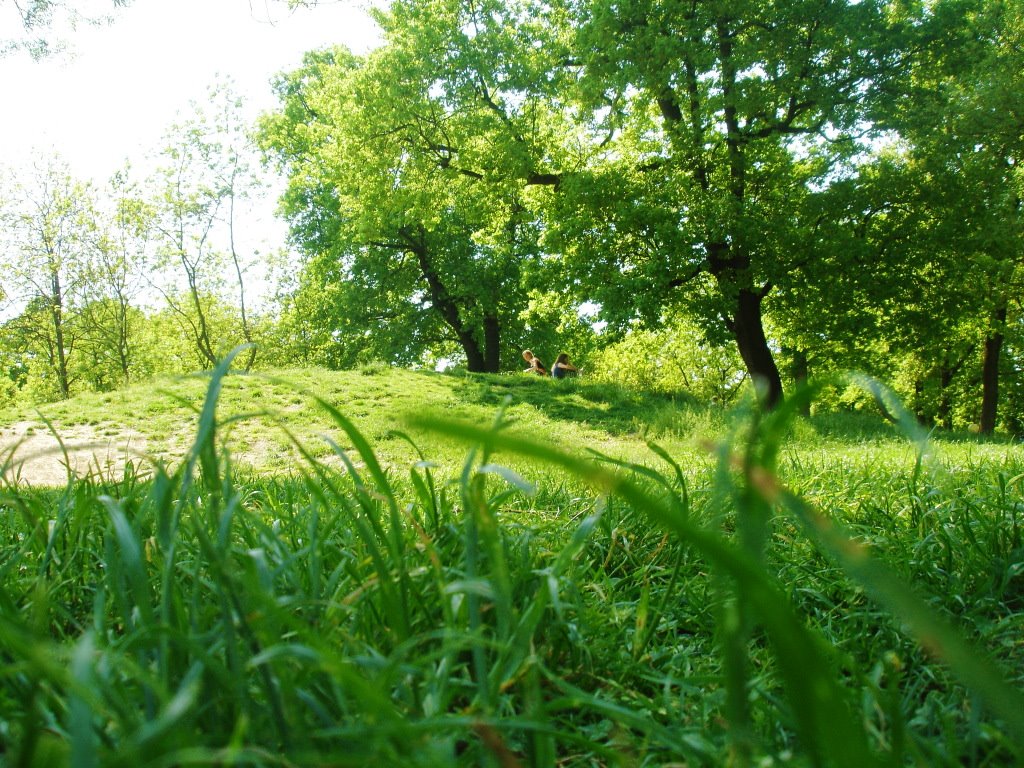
[551,353,578,379]
[522,349,549,376]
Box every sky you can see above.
[0,0,382,182]
[0,1,383,312]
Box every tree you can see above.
[260,45,558,372]
[75,169,153,385]
[0,157,98,399]
[148,81,264,371]
[555,0,928,407]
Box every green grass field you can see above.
[1,361,1023,766]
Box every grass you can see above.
[1,359,1023,766]
[1,367,717,480]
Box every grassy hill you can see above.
[3,367,715,484]
[1,365,1023,766]
[1,365,1009,486]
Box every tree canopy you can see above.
[260,0,969,407]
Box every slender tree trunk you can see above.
[785,346,810,416]
[49,269,72,399]
[913,378,926,423]
[938,360,955,428]
[789,348,809,387]
[228,176,258,372]
[184,272,219,368]
[980,305,1006,435]
[117,299,131,383]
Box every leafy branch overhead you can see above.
[1,0,134,58]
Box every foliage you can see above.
[0,0,132,58]
[588,315,748,403]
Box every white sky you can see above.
[0,1,383,314]
[0,0,382,182]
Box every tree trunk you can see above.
[913,378,926,423]
[483,315,501,373]
[706,238,784,409]
[937,360,955,428]
[228,185,258,372]
[410,234,491,372]
[459,331,488,372]
[980,305,1006,435]
[49,270,72,399]
[732,287,784,409]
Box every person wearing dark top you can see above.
[551,353,578,379]
[522,349,548,375]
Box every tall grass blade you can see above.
[777,484,1024,745]
[411,414,881,768]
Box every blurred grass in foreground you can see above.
[1,353,1022,766]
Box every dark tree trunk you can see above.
[706,239,784,409]
[980,305,1006,435]
[732,288,784,409]
[938,360,955,428]
[409,232,493,372]
[459,332,488,372]
[483,315,501,373]
[913,378,927,424]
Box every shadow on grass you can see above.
[443,371,710,437]
[805,409,1021,446]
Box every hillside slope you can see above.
[0,367,708,486]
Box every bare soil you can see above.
[0,419,354,487]
[0,421,154,487]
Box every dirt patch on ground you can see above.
[0,421,153,487]
[1,418,373,488]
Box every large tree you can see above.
[260,44,558,372]
[0,158,98,398]
[280,0,922,404]
[550,0,925,406]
